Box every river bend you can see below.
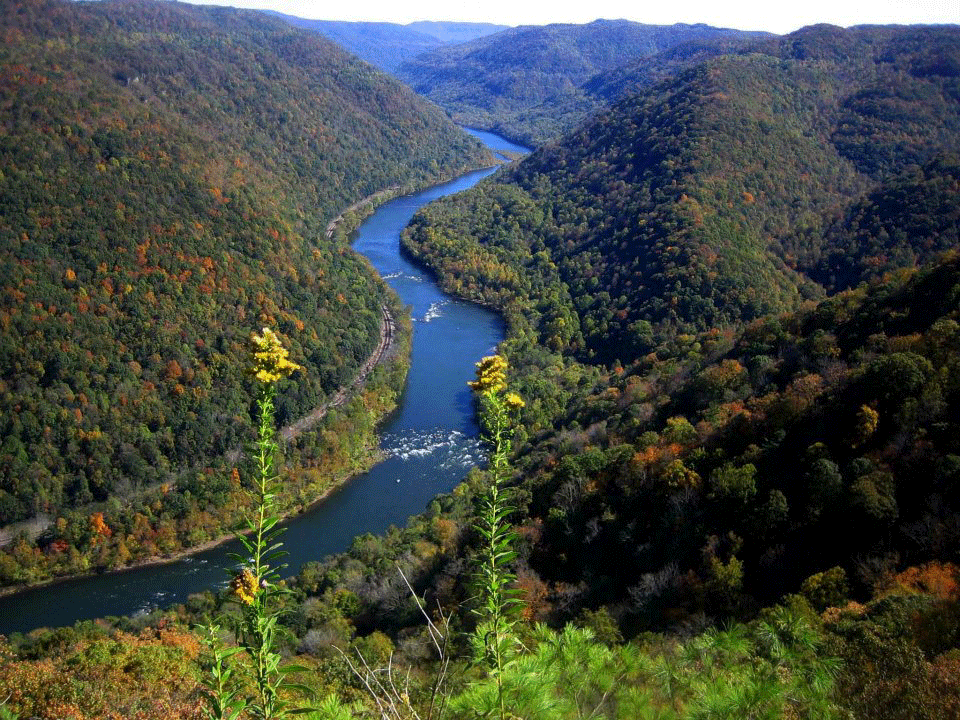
[0,129,529,635]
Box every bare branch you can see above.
[397,564,445,655]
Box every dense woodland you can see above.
[0,0,489,583]
[1,6,960,719]
[405,25,960,363]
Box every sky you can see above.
[193,0,959,34]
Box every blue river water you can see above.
[0,128,529,635]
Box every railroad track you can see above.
[279,302,395,443]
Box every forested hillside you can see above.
[393,19,960,646]
[405,25,960,365]
[505,255,960,622]
[488,34,771,146]
[397,19,769,144]
[0,0,489,581]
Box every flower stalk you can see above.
[469,355,524,720]
[201,328,307,720]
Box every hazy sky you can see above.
[197,0,958,34]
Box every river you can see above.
[0,128,529,635]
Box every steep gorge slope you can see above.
[0,0,489,534]
[404,25,960,365]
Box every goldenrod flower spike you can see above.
[250,327,302,384]
[504,392,525,410]
[469,355,508,394]
[230,567,259,606]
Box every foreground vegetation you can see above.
[0,334,957,716]
[2,343,950,720]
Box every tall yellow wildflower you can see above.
[230,567,259,606]
[469,355,508,394]
[250,327,302,384]
[504,392,525,410]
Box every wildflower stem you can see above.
[201,327,306,720]
[468,355,524,720]
[253,386,276,586]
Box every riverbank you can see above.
[324,165,505,245]
[0,453,379,601]
[0,303,403,601]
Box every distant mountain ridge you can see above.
[407,20,509,44]
[397,19,772,144]
[264,14,508,72]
